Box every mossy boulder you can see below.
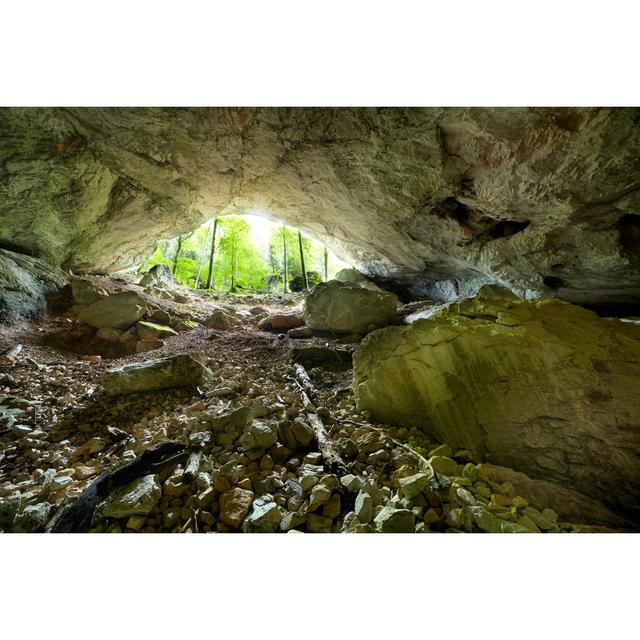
[78,291,148,329]
[103,353,213,395]
[304,280,398,334]
[289,270,322,292]
[353,286,640,522]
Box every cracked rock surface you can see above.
[353,286,640,522]
[1,108,639,303]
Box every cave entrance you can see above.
[140,213,350,293]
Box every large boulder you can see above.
[289,271,322,292]
[70,277,108,305]
[78,291,148,329]
[139,264,174,288]
[353,286,640,522]
[103,353,213,395]
[304,280,398,334]
[0,249,67,324]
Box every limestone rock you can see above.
[70,277,108,305]
[241,496,284,533]
[0,249,67,324]
[304,280,399,334]
[219,487,254,529]
[96,327,123,342]
[1,108,639,306]
[258,313,303,332]
[240,421,278,451]
[205,309,233,330]
[103,353,213,395]
[139,264,174,289]
[101,474,162,518]
[136,321,178,341]
[354,289,640,522]
[13,502,52,532]
[373,506,415,533]
[79,291,147,329]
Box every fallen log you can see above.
[291,363,347,475]
[48,440,188,533]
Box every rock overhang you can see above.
[1,107,639,304]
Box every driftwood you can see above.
[48,441,188,533]
[291,363,347,475]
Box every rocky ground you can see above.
[0,274,627,533]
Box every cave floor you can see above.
[0,288,628,533]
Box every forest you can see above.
[141,215,348,292]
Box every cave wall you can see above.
[1,107,639,302]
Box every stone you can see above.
[258,313,303,332]
[307,513,333,533]
[101,475,162,518]
[322,494,341,519]
[136,321,177,341]
[3,108,640,309]
[126,515,147,532]
[445,507,464,529]
[428,456,459,477]
[13,502,52,532]
[340,474,365,493]
[240,421,278,451]
[148,308,172,325]
[139,264,174,288]
[0,249,67,324]
[0,495,22,528]
[70,277,108,305]
[291,419,315,447]
[205,309,233,330]
[103,353,213,395]
[307,484,333,512]
[423,507,440,524]
[373,507,415,533]
[280,511,307,532]
[241,496,284,533]
[354,490,374,524]
[398,473,431,500]
[354,290,640,522]
[78,291,148,329]
[304,280,398,334]
[96,327,123,342]
[219,487,254,529]
[429,444,453,458]
[469,506,502,533]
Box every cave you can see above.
[1,106,639,535]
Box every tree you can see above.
[298,229,308,290]
[172,231,194,275]
[205,218,218,289]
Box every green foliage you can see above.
[140,215,349,291]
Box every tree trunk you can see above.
[298,230,308,290]
[282,225,288,292]
[324,245,328,280]
[172,236,184,275]
[230,236,236,289]
[205,218,218,289]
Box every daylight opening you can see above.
[139,213,350,293]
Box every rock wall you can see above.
[1,108,639,303]
[0,249,67,324]
[352,287,640,521]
